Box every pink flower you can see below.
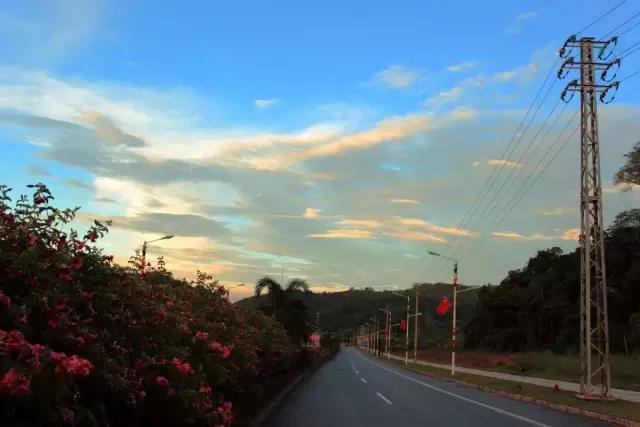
[34,195,45,204]
[60,407,74,425]
[195,331,209,342]
[172,357,194,374]
[221,346,231,360]
[27,234,38,246]
[3,330,29,354]
[199,385,212,394]
[72,239,85,251]
[70,257,83,270]
[86,231,98,242]
[209,341,231,359]
[54,299,68,311]
[0,368,31,396]
[55,355,94,377]
[155,376,169,386]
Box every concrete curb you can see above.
[364,351,638,427]
[251,371,309,426]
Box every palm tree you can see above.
[285,278,309,293]
[255,276,286,316]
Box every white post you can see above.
[452,286,457,376]
[405,298,409,365]
[387,310,391,360]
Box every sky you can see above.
[1,0,640,301]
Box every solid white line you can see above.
[376,392,392,405]
[361,377,368,384]
[357,352,550,427]
[355,369,359,375]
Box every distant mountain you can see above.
[236,282,479,347]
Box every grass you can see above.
[487,352,640,392]
[385,357,640,423]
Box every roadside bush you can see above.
[0,184,297,426]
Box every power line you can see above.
[454,85,561,255]
[448,57,560,253]
[602,10,640,38]
[617,39,640,58]
[461,119,580,256]
[619,19,640,36]
[577,0,627,36]
[620,68,640,81]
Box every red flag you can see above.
[399,320,407,331]
[436,297,452,316]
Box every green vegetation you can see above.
[615,140,640,187]
[464,209,640,355]
[387,357,640,423]
[481,352,640,392]
[239,282,479,347]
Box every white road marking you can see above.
[357,352,550,427]
[361,377,368,384]
[376,392,392,405]
[354,369,359,375]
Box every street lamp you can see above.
[141,235,174,273]
[426,249,459,375]
[379,307,391,360]
[392,291,410,365]
[226,283,246,290]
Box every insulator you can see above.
[598,37,618,60]
[561,80,578,103]
[600,81,619,104]
[559,35,577,58]
[557,57,575,79]
[600,59,621,82]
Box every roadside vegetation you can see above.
[0,184,336,426]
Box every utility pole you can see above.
[558,35,619,399]
[413,283,420,363]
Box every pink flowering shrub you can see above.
[0,184,299,426]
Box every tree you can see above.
[285,278,309,293]
[254,276,286,316]
[614,141,640,188]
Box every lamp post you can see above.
[379,307,390,359]
[226,283,246,290]
[426,250,459,376]
[392,291,410,365]
[141,235,174,273]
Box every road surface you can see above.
[265,347,609,427]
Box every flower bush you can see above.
[0,184,300,426]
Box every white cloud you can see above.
[303,208,321,218]
[390,198,420,205]
[370,65,426,89]
[384,230,447,244]
[473,159,523,168]
[561,228,580,241]
[339,219,383,228]
[425,85,465,106]
[254,98,279,109]
[505,11,538,35]
[491,231,555,241]
[447,61,477,73]
[308,229,373,239]
[392,217,473,237]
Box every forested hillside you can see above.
[238,283,479,347]
[464,209,640,354]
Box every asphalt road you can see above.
[265,347,610,427]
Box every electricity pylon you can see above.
[558,35,619,399]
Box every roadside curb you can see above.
[251,371,309,426]
[362,351,638,427]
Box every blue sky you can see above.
[1,0,640,299]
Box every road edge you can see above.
[362,351,638,427]
[250,371,309,426]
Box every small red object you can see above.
[436,297,452,316]
[399,320,407,331]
